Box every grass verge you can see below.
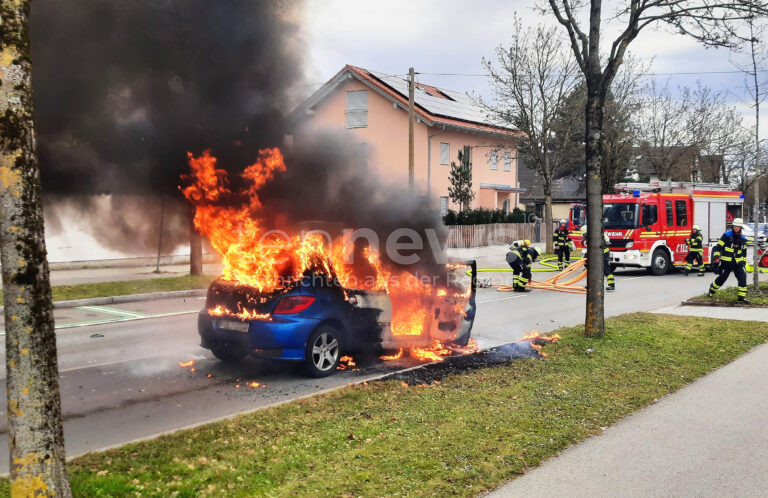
[1,313,766,496]
[0,275,216,304]
[689,280,768,307]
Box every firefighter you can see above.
[553,219,572,270]
[505,243,540,292]
[684,224,705,276]
[708,218,749,303]
[580,225,615,290]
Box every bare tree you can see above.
[545,0,768,336]
[0,0,72,495]
[480,18,581,253]
[730,17,768,290]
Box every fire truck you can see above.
[569,182,744,275]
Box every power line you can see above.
[415,69,768,77]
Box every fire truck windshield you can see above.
[603,203,639,229]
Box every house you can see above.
[288,65,526,212]
[517,155,585,221]
[632,145,724,183]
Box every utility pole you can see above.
[408,67,415,192]
[750,19,762,292]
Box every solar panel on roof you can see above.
[365,69,513,129]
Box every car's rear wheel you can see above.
[304,325,341,378]
[211,347,247,364]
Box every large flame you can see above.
[182,149,466,341]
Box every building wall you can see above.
[294,76,521,211]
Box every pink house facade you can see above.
[288,65,526,212]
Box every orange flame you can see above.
[208,305,271,321]
[380,348,404,361]
[178,360,194,368]
[183,149,472,341]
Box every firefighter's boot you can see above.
[606,273,615,291]
[698,264,705,277]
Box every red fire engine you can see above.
[569,182,744,275]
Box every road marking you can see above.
[622,276,649,281]
[58,352,208,373]
[0,309,199,336]
[477,294,527,304]
[76,305,146,318]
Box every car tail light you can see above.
[273,295,315,314]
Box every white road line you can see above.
[77,305,145,318]
[58,352,208,373]
[622,276,649,281]
[0,309,199,336]
[477,294,527,304]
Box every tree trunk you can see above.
[544,187,554,254]
[583,0,606,338]
[189,206,203,275]
[0,1,72,495]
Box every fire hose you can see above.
[469,257,588,294]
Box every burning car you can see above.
[184,148,477,377]
[198,259,476,377]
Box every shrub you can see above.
[443,207,528,225]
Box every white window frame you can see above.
[345,90,368,128]
[440,196,449,215]
[503,151,511,172]
[440,142,450,165]
[490,149,498,170]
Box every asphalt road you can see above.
[0,266,762,472]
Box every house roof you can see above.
[517,156,585,202]
[289,64,525,138]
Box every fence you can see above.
[446,223,537,248]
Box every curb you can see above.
[680,299,766,309]
[0,289,207,314]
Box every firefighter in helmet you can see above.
[684,224,705,276]
[553,219,572,270]
[708,218,749,303]
[505,241,540,292]
[580,225,615,291]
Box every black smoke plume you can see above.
[31,0,304,253]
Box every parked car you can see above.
[743,223,767,247]
[198,260,477,377]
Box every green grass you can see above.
[690,280,768,306]
[1,313,766,496]
[0,275,216,304]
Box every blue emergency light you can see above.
[633,190,641,197]
[740,194,745,198]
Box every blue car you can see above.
[198,260,477,377]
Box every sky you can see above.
[300,0,766,139]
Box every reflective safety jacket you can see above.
[713,230,747,266]
[686,232,703,252]
[553,228,571,248]
[506,249,523,266]
[583,233,611,253]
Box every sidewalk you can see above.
[488,304,768,497]
[3,263,223,288]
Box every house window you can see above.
[502,199,510,213]
[346,90,368,128]
[439,196,449,215]
[440,143,450,165]
[358,142,367,171]
[503,151,511,172]
[490,150,498,170]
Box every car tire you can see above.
[649,249,670,276]
[211,347,247,364]
[304,325,342,378]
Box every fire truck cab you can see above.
[570,182,744,275]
